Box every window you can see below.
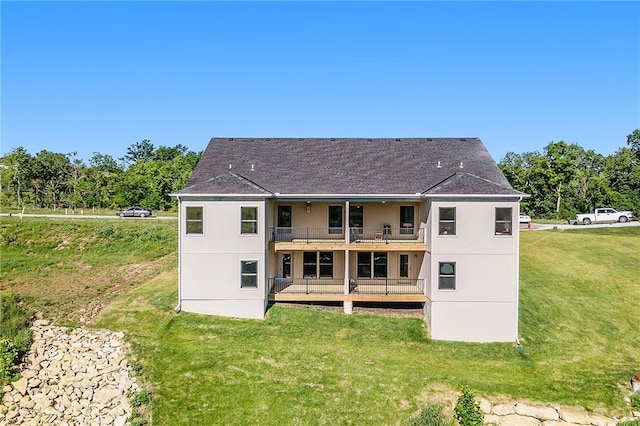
[241,261,258,288]
[319,252,333,278]
[349,205,363,232]
[400,254,409,278]
[438,262,456,290]
[277,205,291,228]
[241,207,258,234]
[373,252,387,278]
[357,252,371,278]
[186,207,203,234]
[439,207,456,235]
[328,206,343,234]
[400,206,414,234]
[303,252,317,278]
[357,252,387,278]
[495,207,513,235]
[303,252,334,278]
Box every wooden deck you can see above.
[268,281,428,303]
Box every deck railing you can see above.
[269,227,344,243]
[268,278,344,294]
[269,227,423,244]
[352,278,424,295]
[268,278,424,296]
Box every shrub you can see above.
[618,420,640,426]
[631,392,640,411]
[454,386,484,426]
[406,403,454,426]
[129,388,152,408]
[0,339,18,385]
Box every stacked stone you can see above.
[477,400,632,426]
[0,320,138,426]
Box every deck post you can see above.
[344,300,353,314]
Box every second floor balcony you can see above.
[269,226,425,246]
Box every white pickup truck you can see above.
[575,208,633,225]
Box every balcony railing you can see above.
[352,278,424,295]
[269,227,423,244]
[268,278,344,294]
[268,278,424,296]
[270,227,344,243]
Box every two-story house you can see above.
[173,138,526,342]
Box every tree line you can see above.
[498,129,640,219]
[0,140,201,212]
[2,131,639,218]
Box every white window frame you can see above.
[240,260,258,288]
[438,262,456,290]
[185,206,204,235]
[495,207,513,236]
[438,207,456,236]
[241,206,258,235]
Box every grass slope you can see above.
[2,218,638,423]
[0,217,177,324]
[93,227,639,424]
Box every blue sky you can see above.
[2,1,639,163]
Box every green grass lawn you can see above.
[3,218,638,423]
[0,217,177,324]
[92,227,640,425]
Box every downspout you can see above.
[174,195,182,313]
[515,196,522,348]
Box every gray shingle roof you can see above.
[178,138,524,197]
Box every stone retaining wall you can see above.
[477,400,627,426]
[0,321,139,426]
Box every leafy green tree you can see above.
[31,150,72,209]
[85,153,124,209]
[627,129,640,158]
[0,147,34,208]
[153,144,188,161]
[122,139,155,165]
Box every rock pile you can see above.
[0,320,139,426]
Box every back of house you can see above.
[173,137,526,342]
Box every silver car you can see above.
[116,207,152,218]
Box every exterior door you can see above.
[400,254,409,279]
[281,253,292,278]
[349,205,363,233]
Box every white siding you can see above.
[427,199,520,342]
[178,199,267,319]
[429,301,517,342]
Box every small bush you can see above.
[130,360,143,374]
[631,392,640,411]
[0,339,18,384]
[454,386,484,426]
[129,388,152,408]
[407,403,454,426]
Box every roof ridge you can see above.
[228,172,272,194]
[424,172,515,194]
